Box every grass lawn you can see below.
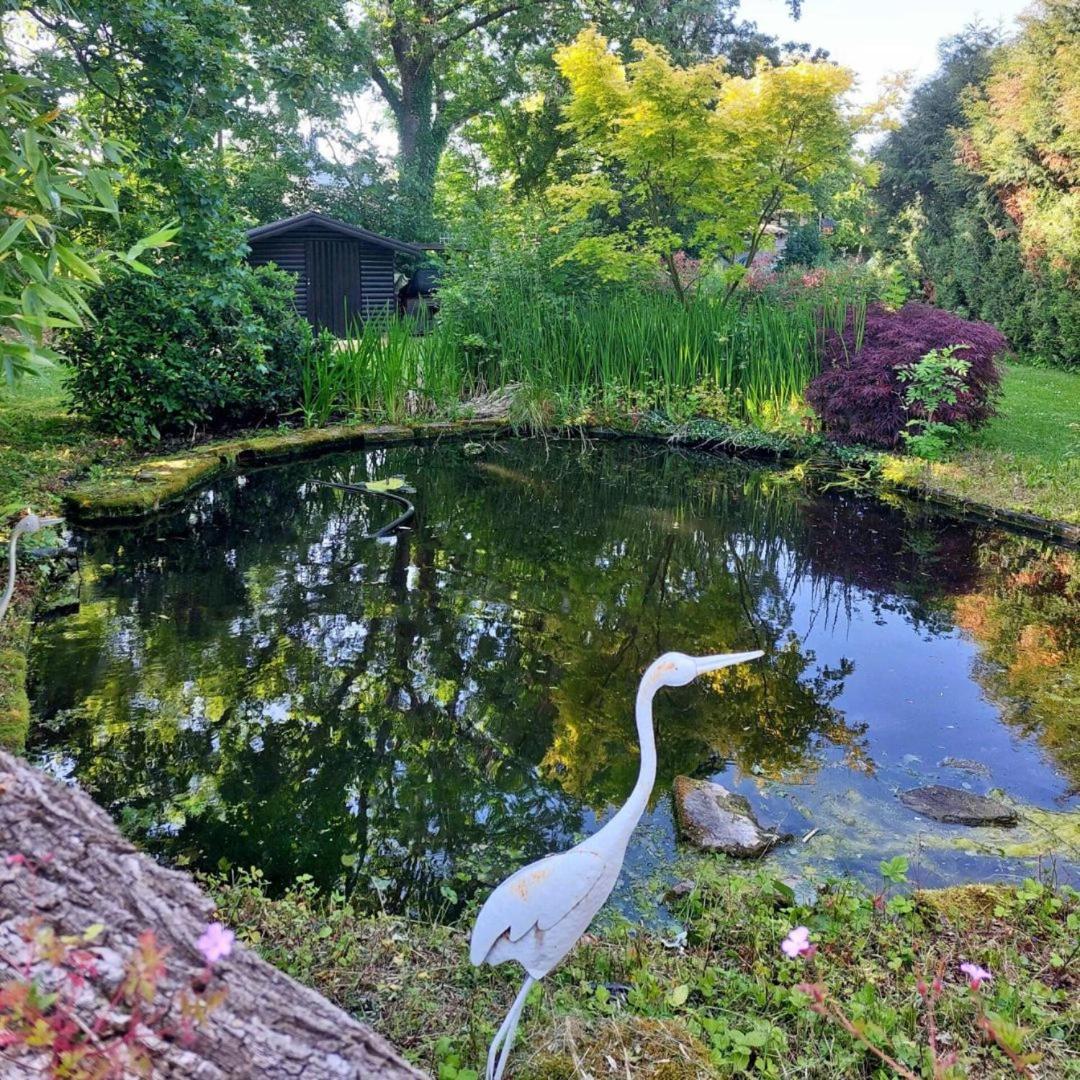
[0,365,123,518]
[885,363,1080,526]
[213,866,1079,1079]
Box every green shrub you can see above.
[63,261,312,439]
[779,222,828,269]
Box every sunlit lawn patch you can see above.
[886,363,1080,525]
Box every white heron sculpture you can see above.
[470,648,764,1079]
[1,511,64,623]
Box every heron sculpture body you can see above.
[1,512,63,623]
[470,649,764,1079]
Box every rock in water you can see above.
[899,785,1018,826]
[673,776,789,856]
[938,757,992,778]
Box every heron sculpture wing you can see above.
[470,847,607,966]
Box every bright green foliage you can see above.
[304,272,873,427]
[63,264,314,440]
[300,318,467,427]
[551,30,856,300]
[0,74,171,382]
[897,345,973,458]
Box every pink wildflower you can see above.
[781,926,815,959]
[959,962,992,990]
[4,853,26,867]
[196,923,235,965]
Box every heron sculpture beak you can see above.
[694,650,764,675]
[38,516,64,529]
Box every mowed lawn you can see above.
[894,362,1080,526]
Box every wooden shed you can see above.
[245,212,425,336]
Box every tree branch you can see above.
[435,1,525,50]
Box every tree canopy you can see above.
[550,29,854,298]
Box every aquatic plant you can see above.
[298,271,874,428]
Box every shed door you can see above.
[306,237,363,337]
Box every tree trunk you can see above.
[394,71,449,243]
[0,751,425,1079]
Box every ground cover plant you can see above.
[883,362,1080,526]
[212,864,1079,1078]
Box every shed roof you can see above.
[246,211,426,256]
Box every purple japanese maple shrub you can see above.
[806,303,1006,448]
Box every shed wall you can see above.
[247,223,399,331]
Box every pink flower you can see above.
[959,962,992,990]
[197,922,235,965]
[781,926,815,959]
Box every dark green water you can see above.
[29,440,1079,915]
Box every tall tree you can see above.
[353,0,809,239]
[964,0,1080,280]
[14,0,363,262]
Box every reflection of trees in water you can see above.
[31,441,1001,911]
[952,541,1079,789]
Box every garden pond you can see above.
[29,439,1080,917]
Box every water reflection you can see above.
[29,440,1078,914]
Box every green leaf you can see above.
[666,983,690,1007]
[87,169,119,217]
[0,217,27,253]
[55,243,102,283]
[879,856,909,884]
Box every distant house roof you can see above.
[245,211,427,256]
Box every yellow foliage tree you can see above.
[551,29,856,300]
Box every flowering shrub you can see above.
[655,251,703,296]
[806,303,1006,448]
[1,852,231,1079]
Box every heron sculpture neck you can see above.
[1,512,63,624]
[604,677,660,841]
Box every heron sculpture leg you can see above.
[486,975,535,1080]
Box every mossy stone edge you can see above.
[62,419,1080,546]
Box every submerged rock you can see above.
[673,776,789,857]
[938,757,992,779]
[899,785,1018,827]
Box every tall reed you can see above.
[299,280,870,427]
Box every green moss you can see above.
[921,804,1080,861]
[0,640,30,751]
[63,420,511,523]
[0,601,32,751]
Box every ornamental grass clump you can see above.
[805,303,1006,449]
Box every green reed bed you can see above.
[300,283,869,427]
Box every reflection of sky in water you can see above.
[29,440,1079,917]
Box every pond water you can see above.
[29,439,1079,917]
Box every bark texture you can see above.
[0,751,425,1078]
